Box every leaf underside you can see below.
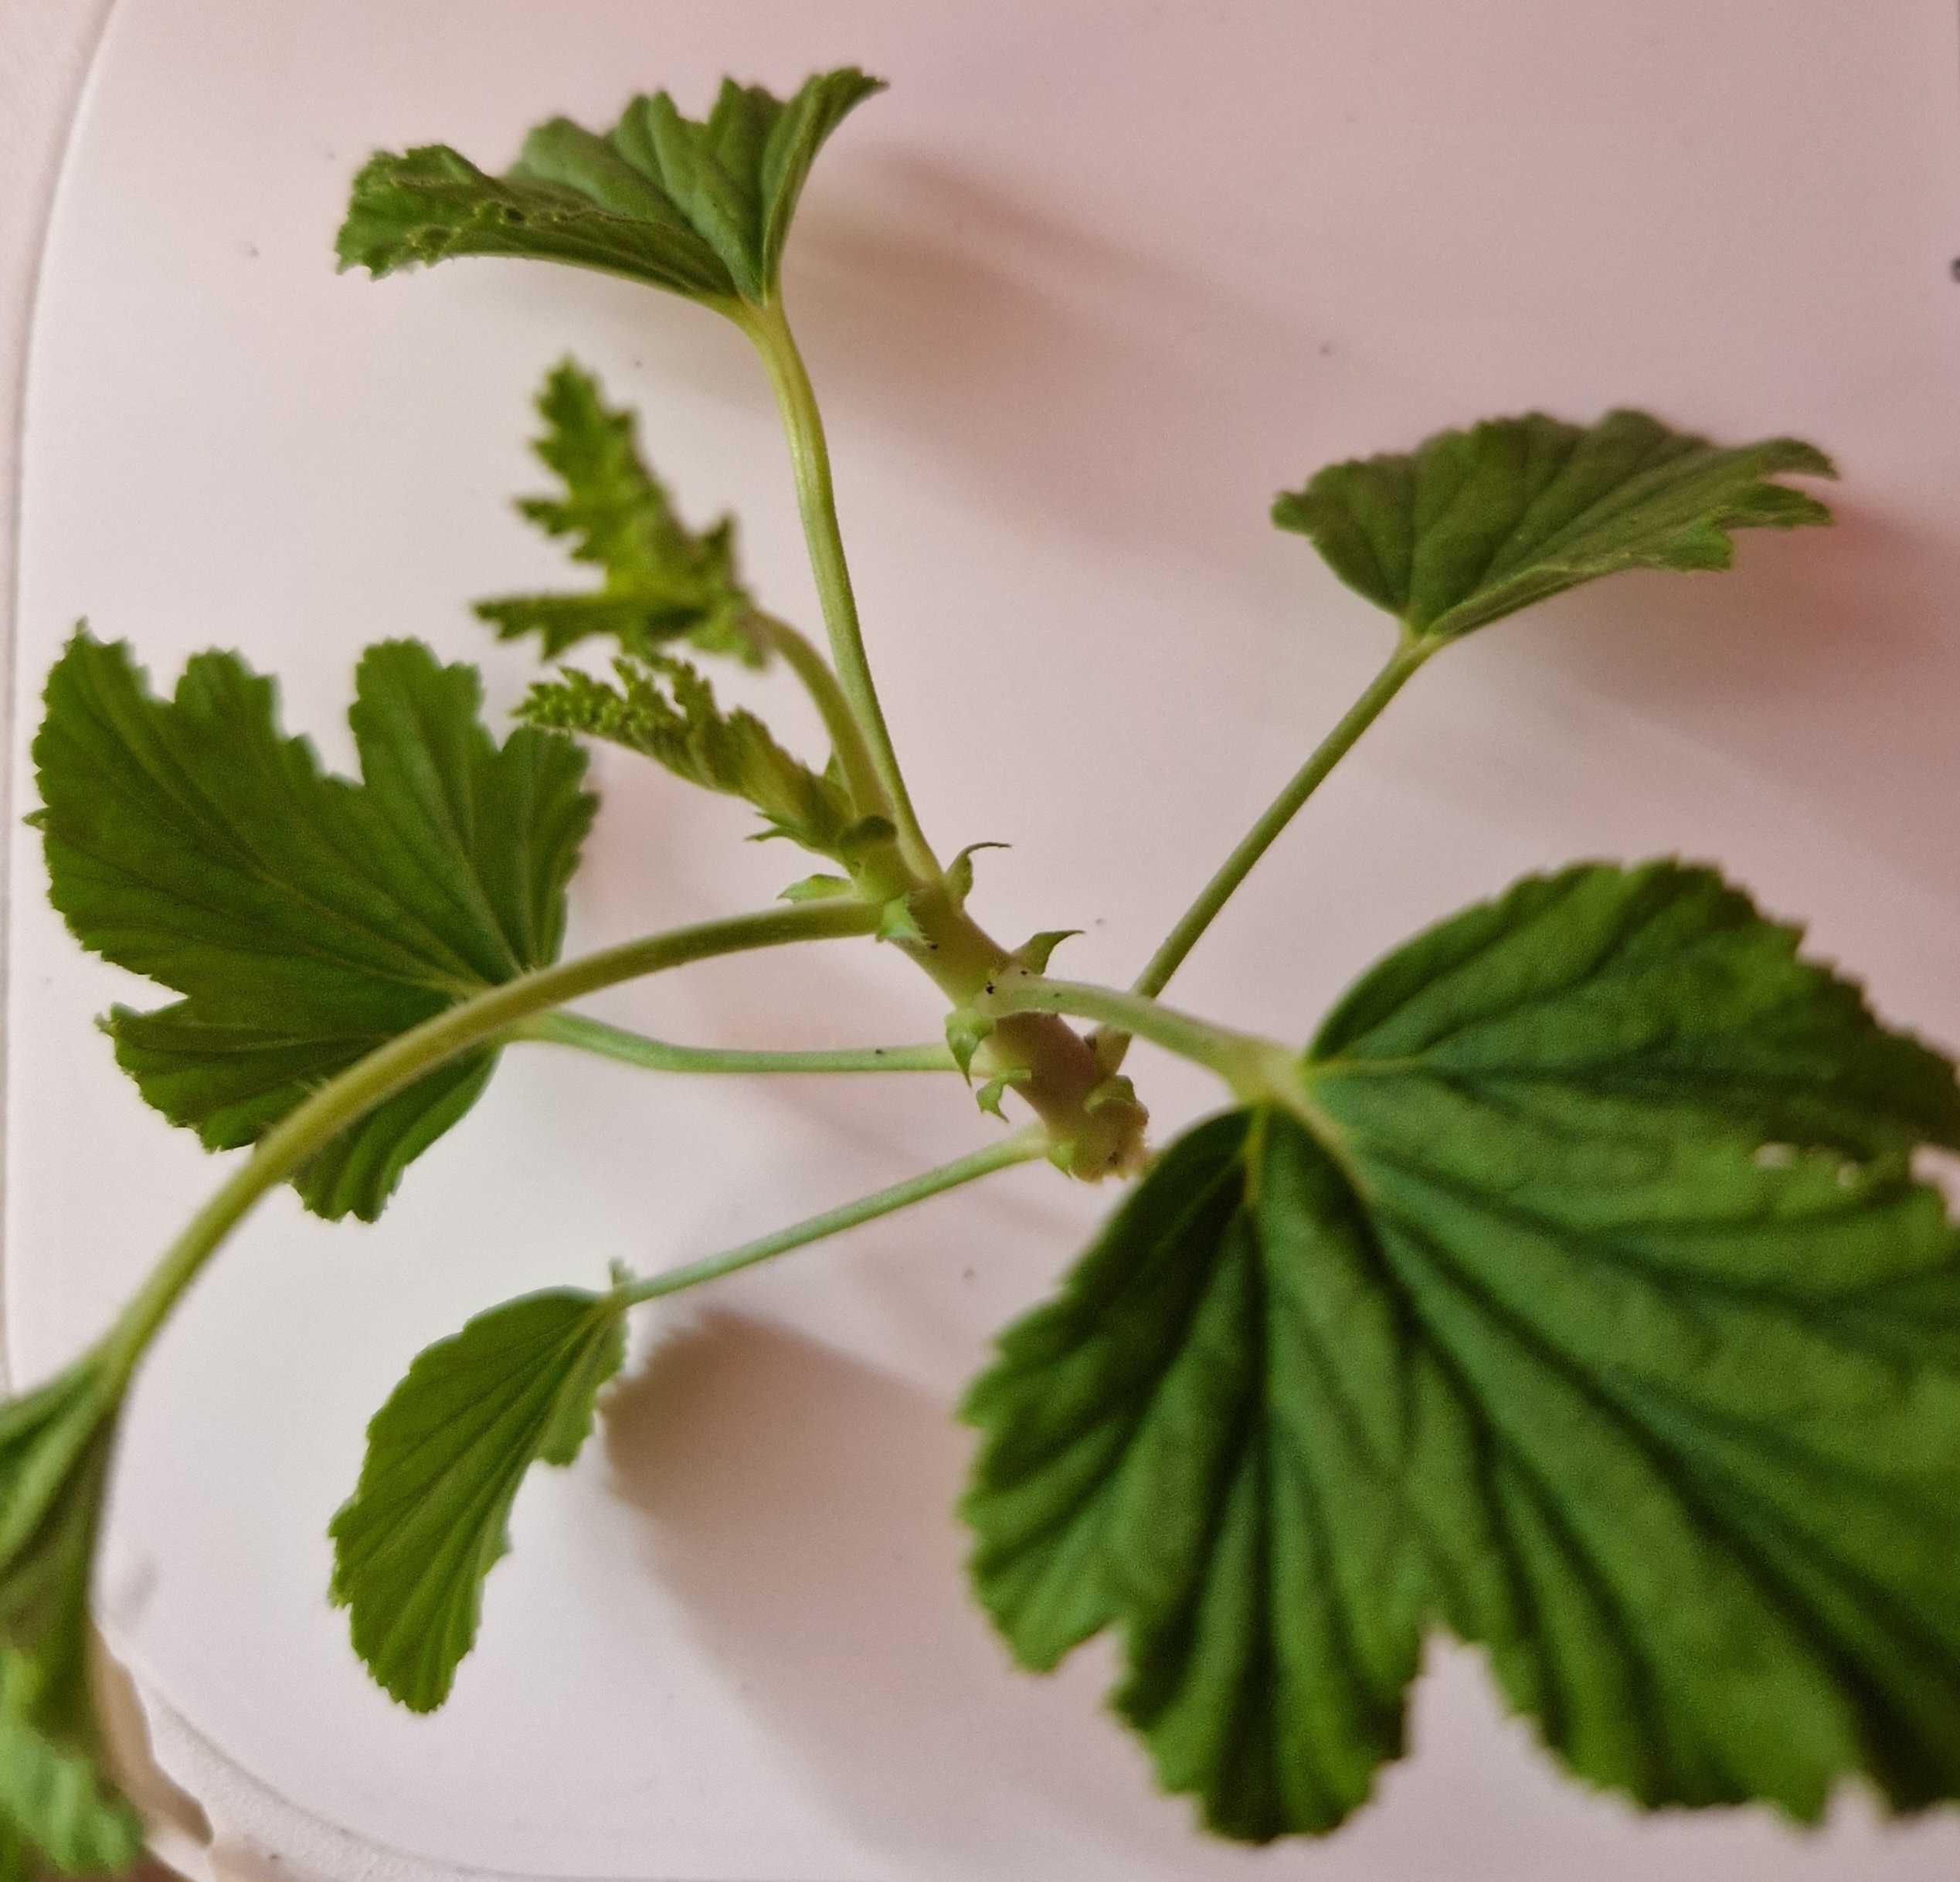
[477,359,766,668]
[336,68,884,305]
[1274,409,1835,640]
[32,632,595,1221]
[964,861,1960,1843]
[330,1290,627,1711]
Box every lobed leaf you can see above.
[338,70,884,307]
[477,361,766,668]
[1274,410,1834,642]
[965,861,1960,1842]
[523,655,853,858]
[32,632,596,1221]
[329,1289,627,1710]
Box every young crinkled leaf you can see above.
[524,655,854,858]
[330,1289,627,1710]
[337,69,884,307]
[477,360,766,668]
[0,1363,144,1877]
[964,861,1960,1843]
[1274,409,1834,642]
[32,632,595,1222]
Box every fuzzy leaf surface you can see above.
[523,655,851,858]
[965,861,1960,1843]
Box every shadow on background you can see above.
[602,1313,1194,1869]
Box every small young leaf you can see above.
[965,861,1960,1842]
[523,655,852,858]
[32,633,596,1222]
[1011,929,1082,975]
[338,70,884,307]
[945,1008,996,1082]
[1275,410,1834,643]
[875,895,928,948]
[944,841,1009,908]
[477,361,766,668]
[0,1364,144,1876]
[975,1068,1031,1121]
[330,1289,627,1713]
[777,872,855,904]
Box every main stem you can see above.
[1129,633,1433,1003]
[743,300,939,878]
[752,610,888,824]
[95,900,880,1384]
[617,1130,1045,1308]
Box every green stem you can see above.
[616,1128,1046,1309]
[1130,633,1433,1003]
[742,299,939,879]
[521,1009,957,1075]
[980,975,1280,1090]
[95,899,880,1384]
[752,610,890,824]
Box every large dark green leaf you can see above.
[965,861,1960,1842]
[1274,410,1834,641]
[329,1289,627,1711]
[32,633,595,1221]
[337,69,884,307]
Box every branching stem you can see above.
[614,1129,1045,1308]
[96,900,881,1387]
[980,974,1282,1093]
[751,610,888,823]
[521,1010,957,1075]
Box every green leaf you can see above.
[1011,929,1082,976]
[976,1068,1031,1121]
[875,894,928,948]
[964,861,1960,1843]
[0,1364,144,1876]
[330,1288,627,1712]
[32,631,596,1221]
[944,841,1009,908]
[945,1007,995,1082]
[1274,410,1834,642]
[777,872,855,904]
[477,361,766,669]
[522,654,851,858]
[338,70,884,307]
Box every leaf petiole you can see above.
[740,298,940,879]
[750,609,890,821]
[613,1126,1048,1310]
[94,899,882,1388]
[1126,630,1435,1011]
[520,1008,959,1075]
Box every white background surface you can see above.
[10,2,1960,1878]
